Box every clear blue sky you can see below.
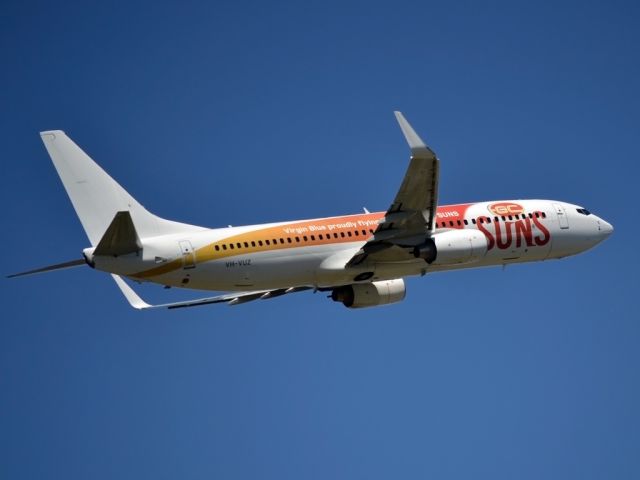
[1,1,639,478]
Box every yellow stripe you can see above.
[130,213,383,279]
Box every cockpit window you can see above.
[576,208,591,215]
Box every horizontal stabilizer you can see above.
[7,258,86,278]
[94,211,141,256]
[112,274,311,310]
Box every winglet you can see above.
[394,111,436,160]
[112,274,151,309]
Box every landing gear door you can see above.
[552,203,569,229]
[179,240,196,269]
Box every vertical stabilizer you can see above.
[40,131,203,245]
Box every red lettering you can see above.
[495,221,513,249]
[514,218,534,248]
[532,212,550,246]
[476,216,495,250]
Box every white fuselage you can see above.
[87,199,613,292]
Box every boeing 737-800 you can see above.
[8,113,613,309]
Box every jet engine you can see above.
[413,229,488,265]
[331,279,406,308]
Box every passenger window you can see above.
[457,220,461,226]
[258,240,263,246]
[472,219,476,224]
[280,238,284,244]
[236,243,241,248]
[251,241,256,247]
[215,245,220,251]
[303,235,308,241]
[295,237,300,242]
[334,233,339,238]
[319,234,324,240]
[463,219,468,225]
[244,242,248,248]
[354,231,359,236]
[340,232,345,238]
[542,212,547,218]
[311,235,315,241]
[222,244,227,250]
[347,231,352,237]
[362,230,367,235]
[287,238,292,243]
[449,221,454,226]
[230,244,235,249]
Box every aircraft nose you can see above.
[597,217,614,238]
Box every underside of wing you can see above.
[112,274,312,310]
[348,112,439,267]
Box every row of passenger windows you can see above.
[213,228,377,252]
[213,211,549,252]
[435,211,546,228]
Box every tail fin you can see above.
[40,131,203,245]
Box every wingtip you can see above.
[40,130,65,136]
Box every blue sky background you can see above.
[1,0,639,478]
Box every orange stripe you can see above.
[131,212,383,279]
[130,205,473,279]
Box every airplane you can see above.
[8,112,613,309]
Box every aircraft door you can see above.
[179,240,196,269]
[552,203,569,229]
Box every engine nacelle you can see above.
[414,229,488,265]
[331,279,406,308]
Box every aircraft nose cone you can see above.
[598,218,614,238]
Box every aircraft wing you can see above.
[347,112,439,266]
[112,274,312,310]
